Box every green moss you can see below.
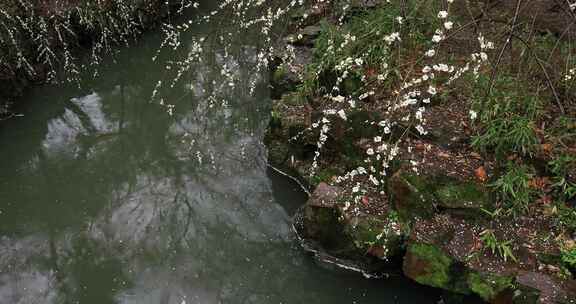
[388,172,436,222]
[304,207,352,251]
[342,75,362,95]
[434,181,490,210]
[310,168,340,186]
[408,243,452,288]
[467,272,513,301]
[351,218,385,247]
[561,247,576,269]
[273,66,287,83]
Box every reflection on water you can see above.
[0,3,444,304]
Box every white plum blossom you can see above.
[338,109,347,120]
[384,32,401,44]
[565,68,576,81]
[333,95,345,102]
[432,33,444,43]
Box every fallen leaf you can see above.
[365,67,378,78]
[540,143,553,155]
[536,195,553,205]
[438,151,451,158]
[475,166,488,183]
[528,177,551,191]
[415,143,426,151]
[470,152,482,159]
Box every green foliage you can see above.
[352,218,386,248]
[490,163,536,215]
[310,168,340,185]
[561,247,576,268]
[298,1,436,98]
[480,230,517,263]
[555,203,576,232]
[530,33,576,97]
[548,155,576,201]
[472,116,539,158]
[548,116,576,142]
[480,207,505,219]
[434,181,491,209]
[471,75,540,158]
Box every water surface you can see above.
[0,3,449,303]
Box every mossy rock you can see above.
[342,75,362,95]
[403,243,454,289]
[467,272,513,301]
[346,216,403,260]
[434,180,491,210]
[511,287,540,304]
[302,183,358,255]
[310,168,341,186]
[515,271,576,304]
[266,99,316,163]
[271,67,301,99]
[303,206,352,251]
[388,172,436,223]
[388,169,493,223]
[290,25,322,46]
[269,100,309,131]
[404,243,473,295]
[301,183,405,263]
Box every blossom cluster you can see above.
[565,68,576,82]
[274,0,496,220]
[0,0,199,83]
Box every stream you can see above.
[0,2,447,303]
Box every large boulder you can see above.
[388,171,436,222]
[402,212,576,303]
[403,243,464,291]
[515,272,576,304]
[301,183,351,252]
[297,182,405,269]
[434,180,490,210]
[388,168,491,223]
[403,242,516,301]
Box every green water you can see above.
[0,3,463,304]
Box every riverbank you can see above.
[0,2,456,300]
[0,0,181,119]
[266,1,576,303]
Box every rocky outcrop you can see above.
[265,0,576,302]
[292,164,576,303]
[295,182,404,273]
[403,212,576,303]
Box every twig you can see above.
[479,0,522,120]
[509,32,566,114]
